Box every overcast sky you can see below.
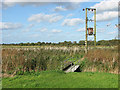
[0,0,119,43]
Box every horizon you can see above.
[1,38,118,44]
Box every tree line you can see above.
[2,39,119,46]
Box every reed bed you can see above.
[2,47,83,75]
[2,46,118,75]
[82,48,118,74]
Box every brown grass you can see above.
[83,48,118,74]
[2,47,83,75]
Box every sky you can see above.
[0,0,119,44]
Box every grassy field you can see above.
[2,70,118,88]
[2,46,119,88]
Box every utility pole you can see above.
[94,9,96,47]
[83,8,96,53]
[85,8,88,53]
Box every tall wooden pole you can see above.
[94,9,96,47]
[85,8,88,53]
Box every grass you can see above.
[83,48,118,74]
[2,47,84,75]
[2,70,118,88]
[2,46,118,75]
[2,46,119,88]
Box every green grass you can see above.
[2,71,118,88]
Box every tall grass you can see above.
[2,47,83,75]
[81,48,118,74]
[2,46,118,75]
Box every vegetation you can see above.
[2,46,118,75]
[2,47,84,75]
[81,48,118,74]
[2,39,119,46]
[2,71,118,88]
[2,43,119,88]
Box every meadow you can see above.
[2,46,119,88]
[2,71,118,88]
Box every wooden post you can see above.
[94,9,96,47]
[85,8,88,53]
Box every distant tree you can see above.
[73,41,77,45]
[79,41,85,45]
[3,39,119,46]
[20,43,24,46]
[31,43,35,46]
[41,42,45,45]
[37,42,41,46]
[26,42,30,46]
